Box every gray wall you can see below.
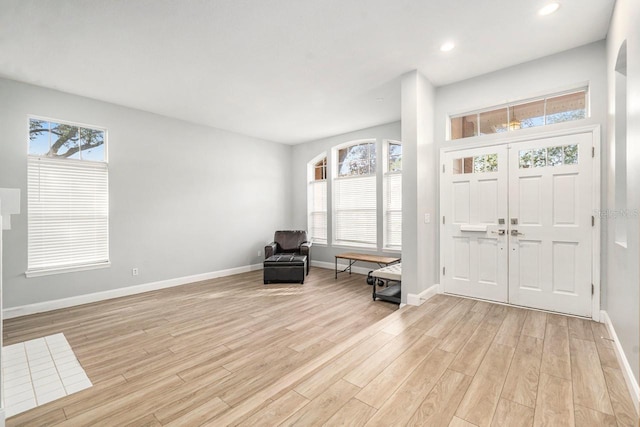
[290,121,401,269]
[0,78,292,308]
[606,0,639,382]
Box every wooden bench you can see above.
[334,252,400,279]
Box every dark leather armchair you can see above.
[265,230,312,274]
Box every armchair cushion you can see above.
[274,230,308,252]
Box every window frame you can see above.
[448,87,589,141]
[383,140,402,250]
[332,139,378,248]
[307,153,328,245]
[26,115,110,277]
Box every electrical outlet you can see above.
[132,268,139,276]
[258,250,261,256]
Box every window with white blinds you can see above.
[333,141,377,247]
[384,172,402,248]
[27,158,109,274]
[308,180,327,244]
[334,175,377,246]
[307,139,401,250]
[384,141,402,249]
[27,118,109,276]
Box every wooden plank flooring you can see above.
[3,268,638,426]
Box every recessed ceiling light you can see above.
[538,3,560,16]
[440,42,455,52]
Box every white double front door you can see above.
[440,132,594,317]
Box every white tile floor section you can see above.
[2,333,92,418]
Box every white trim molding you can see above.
[406,284,439,306]
[3,263,263,320]
[0,408,5,427]
[600,310,640,415]
[25,261,111,278]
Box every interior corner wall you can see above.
[401,71,437,302]
[606,0,640,382]
[290,121,401,267]
[0,78,293,309]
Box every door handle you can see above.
[510,229,524,236]
[491,230,506,235]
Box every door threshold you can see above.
[442,291,593,320]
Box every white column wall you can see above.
[401,71,437,303]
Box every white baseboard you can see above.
[3,263,263,320]
[311,260,372,276]
[406,284,439,306]
[600,310,640,415]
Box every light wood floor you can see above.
[3,268,638,426]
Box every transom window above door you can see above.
[449,88,588,140]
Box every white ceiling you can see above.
[0,0,615,144]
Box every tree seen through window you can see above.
[338,142,376,177]
[29,119,105,161]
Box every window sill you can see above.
[26,261,111,278]
[382,247,402,254]
[332,243,377,251]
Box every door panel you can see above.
[453,237,470,280]
[508,132,593,317]
[519,177,542,224]
[477,238,499,284]
[453,182,471,223]
[478,179,498,222]
[552,173,578,224]
[441,146,508,302]
[518,240,542,290]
